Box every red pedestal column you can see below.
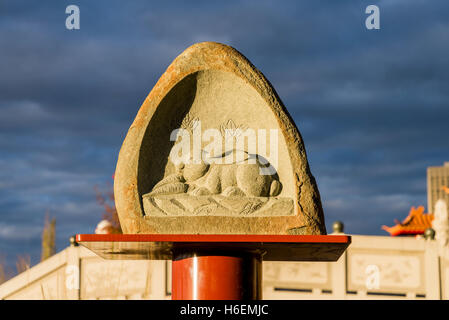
[172,251,262,300]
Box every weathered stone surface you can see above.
[142,194,294,217]
[114,42,326,235]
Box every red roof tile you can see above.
[382,206,434,236]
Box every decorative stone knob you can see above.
[69,235,78,247]
[424,228,435,240]
[332,221,344,234]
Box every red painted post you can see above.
[172,251,262,300]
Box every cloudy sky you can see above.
[0,0,448,271]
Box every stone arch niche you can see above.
[114,42,326,235]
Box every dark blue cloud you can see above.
[0,0,448,271]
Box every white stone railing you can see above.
[263,235,449,300]
[0,246,170,300]
[1,235,448,299]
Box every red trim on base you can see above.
[76,234,351,262]
[76,233,349,243]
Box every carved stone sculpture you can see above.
[143,149,293,217]
[114,42,326,235]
